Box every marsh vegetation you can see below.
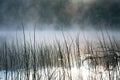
[0,30,120,80]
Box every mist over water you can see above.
[0,30,120,46]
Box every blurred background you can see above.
[0,0,120,30]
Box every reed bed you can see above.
[0,31,120,80]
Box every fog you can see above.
[0,0,120,46]
[0,0,120,30]
[0,30,120,46]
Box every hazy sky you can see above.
[0,0,120,30]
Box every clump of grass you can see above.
[0,30,120,80]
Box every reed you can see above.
[0,30,120,80]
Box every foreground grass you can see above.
[0,31,120,80]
